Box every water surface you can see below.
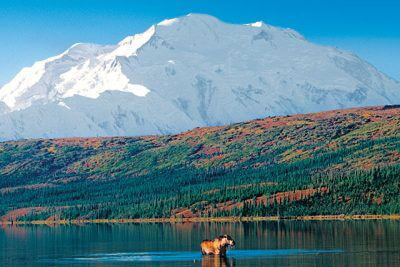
[1,220,399,266]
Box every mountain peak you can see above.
[156,13,220,27]
[0,14,399,141]
[155,13,225,33]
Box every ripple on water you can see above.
[45,249,343,264]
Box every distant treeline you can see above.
[2,153,400,221]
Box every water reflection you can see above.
[202,256,235,267]
[1,220,400,266]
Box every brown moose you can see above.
[200,235,235,256]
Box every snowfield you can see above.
[0,14,399,140]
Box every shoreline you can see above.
[1,214,400,225]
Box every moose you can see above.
[200,235,235,256]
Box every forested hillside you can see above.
[1,105,400,221]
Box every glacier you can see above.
[0,14,399,140]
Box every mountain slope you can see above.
[1,106,400,220]
[0,14,399,140]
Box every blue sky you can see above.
[1,0,399,85]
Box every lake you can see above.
[1,220,400,266]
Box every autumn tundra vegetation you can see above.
[1,106,400,222]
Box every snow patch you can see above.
[249,21,264,27]
[58,101,71,110]
[158,18,179,26]
[124,84,150,97]
[58,62,151,99]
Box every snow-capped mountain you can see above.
[0,14,399,140]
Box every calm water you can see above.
[1,220,400,266]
